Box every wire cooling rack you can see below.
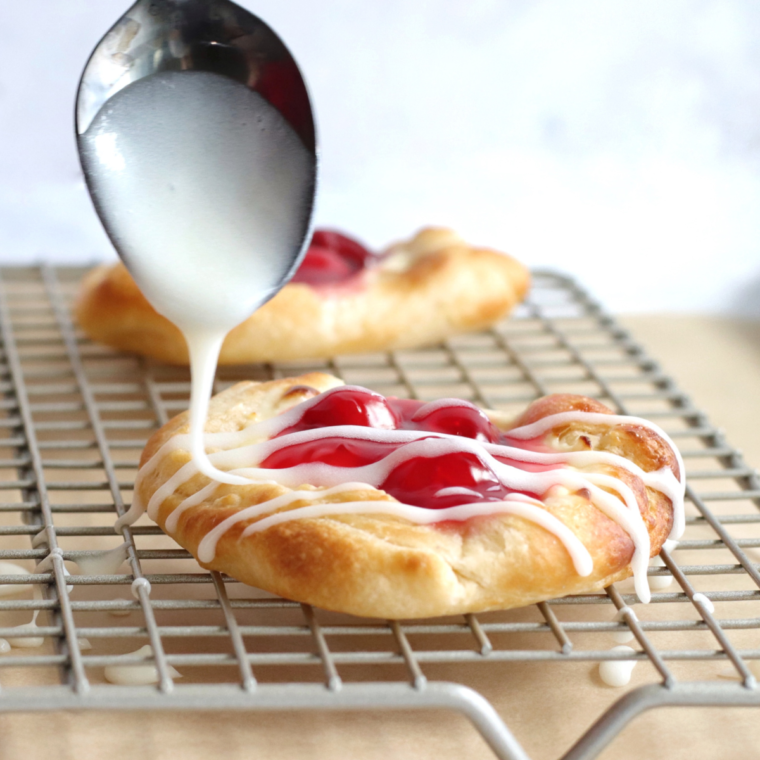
[0,265,756,760]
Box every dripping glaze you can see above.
[80,69,315,488]
[122,385,686,604]
[598,645,638,687]
[103,645,181,686]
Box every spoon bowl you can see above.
[75,0,317,290]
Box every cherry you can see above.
[262,437,397,470]
[291,230,374,285]
[310,230,373,268]
[387,397,426,420]
[278,388,398,436]
[291,245,356,284]
[410,402,500,443]
[266,386,541,512]
[379,451,509,510]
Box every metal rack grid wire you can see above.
[0,264,756,760]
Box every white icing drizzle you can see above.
[598,645,638,687]
[167,479,361,536]
[136,399,683,496]
[411,398,481,418]
[434,487,484,499]
[612,606,637,644]
[137,418,682,514]
[648,554,673,591]
[62,564,74,594]
[692,592,715,614]
[74,543,129,576]
[505,410,686,539]
[103,644,181,686]
[133,396,684,504]
[197,492,594,577]
[0,639,10,654]
[7,584,44,649]
[114,495,144,534]
[232,465,649,598]
[187,330,255,488]
[134,385,401,483]
[131,577,152,599]
[126,389,685,604]
[6,623,43,649]
[34,547,63,574]
[7,549,79,650]
[31,529,49,548]
[36,548,73,593]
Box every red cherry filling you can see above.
[310,230,373,267]
[264,387,556,512]
[379,452,512,510]
[409,402,500,443]
[278,388,398,436]
[263,437,400,470]
[291,230,375,285]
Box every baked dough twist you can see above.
[133,373,681,619]
[75,228,530,364]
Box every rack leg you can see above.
[562,682,760,760]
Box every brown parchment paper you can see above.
[0,314,758,760]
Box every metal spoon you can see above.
[75,0,317,282]
[74,0,317,487]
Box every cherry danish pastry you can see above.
[75,227,530,364]
[128,373,684,619]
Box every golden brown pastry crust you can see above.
[136,373,678,619]
[75,228,530,365]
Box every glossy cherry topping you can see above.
[379,451,514,510]
[291,230,376,285]
[263,436,401,470]
[278,387,398,436]
[263,387,559,512]
[408,401,501,443]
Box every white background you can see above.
[1,0,759,315]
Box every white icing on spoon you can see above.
[80,69,315,489]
